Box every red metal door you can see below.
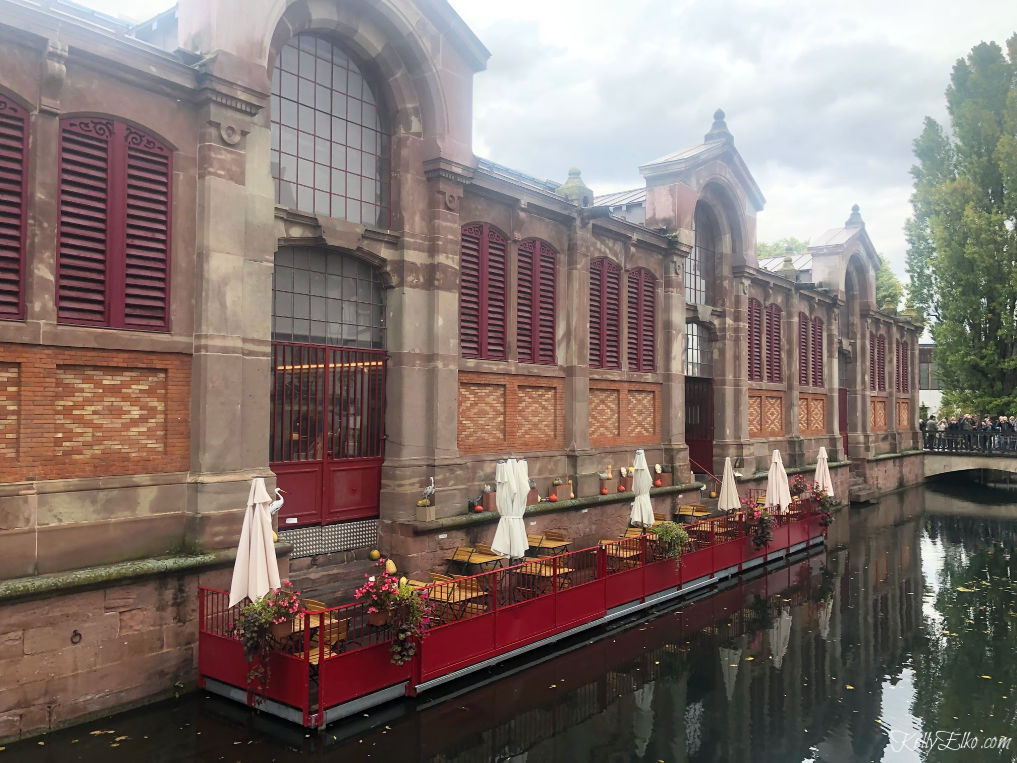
[270,342,385,528]
[838,387,849,456]
[685,377,714,473]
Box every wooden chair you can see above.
[455,577,488,620]
[527,533,544,550]
[543,530,568,544]
[622,527,644,539]
[429,572,455,584]
[474,542,499,557]
[653,512,669,525]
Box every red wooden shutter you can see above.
[0,97,27,320]
[58,118,113,325]
[798,313,809,385]
[748,298,762,381]
[459,223,482,358]
[869,332,876,391]
[894,339,900,392]
[627,270,640,370]
[122,128,171,329]
[765,304,782,383]
[877,334,886,391]
[517,238,556,365]
[603,261,621,369]
[517,239,535,363]
[901,341,909,392]
[485,228,507,360]
[589,258,604,367]
[640,271,655,371]
[811,317,824,387]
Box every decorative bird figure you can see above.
[268,488,285,515]
[423,477,435,500]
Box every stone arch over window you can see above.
[270,33,391,227]
[689,202,717,305]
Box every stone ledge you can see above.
[745,460,851,481]
[0,543,292,605]
[871,450,924,461]
[396,483,703,535]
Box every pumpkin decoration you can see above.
[654,478,662,487]
[709,490,717,499]
[369,549,381,561]
[618,484,625,493]
[549,493,558,502]
[385,558,397,575]
[473,504,484,513]
[600,487,609,495]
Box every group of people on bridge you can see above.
[922,413,1017,453]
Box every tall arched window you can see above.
[590,257,621,369]
[811,317,824,387]
[626,268,655,372]
[57,117,172,330]
[517,238,556,364]
[459,223,507,360]
[271,34,390,226]
[689,203,717,304]
[0,95,28,321]
[798,313,810,386]
[765,303,782,383]
[747,298,762,381]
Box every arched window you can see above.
[765,303,782,383]
[685,322,712,377]
[747,298,762,381]
[517,238,556,364]
[57,117,172,330]
[798,313,810,386]
[271,34,390,227]
[877,334,886,391]
[0,96,28,320]
[689,203,716,304]
[627,268,655,372]
[811,317,824,387]
[590,257,621,369]
[459,223,507,360]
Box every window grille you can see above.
[811,317,824,387]
[626,268,656,372]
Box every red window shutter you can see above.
[58,119,113,325]
[517,238,556,364]
[798,313,809,385]
[765,304,782,383]
[485,228,507,360]
[901,341,909,392]
[603,261,621,369]
[459,224,482,358]
[122,128,171,329]
[0,97,28,320]
[894,339,900,392]
[626,270,640,370]
[869,332,876,391]
[640,271,655,371]
[811,317,824,387]
[747,298,762,381]
[877,334,886,391]
[589,258,604,367]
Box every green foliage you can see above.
[649,521,690,566]
[226,581,302,698]
[388,582,432,666]
[875,254,904,312]
[757,237,809,259]
[905,35,1017,413]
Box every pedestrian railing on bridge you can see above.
[923,432,1017,455]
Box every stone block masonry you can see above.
[0,344,190,482]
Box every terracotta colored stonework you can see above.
[457,372,565,453]
[588,381,661,447]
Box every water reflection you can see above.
[11,484,1017,762]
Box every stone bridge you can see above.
[924,451,1017,478]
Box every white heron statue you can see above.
[268,488,285,515]
[423,477,435,500]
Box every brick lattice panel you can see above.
[589,388,620,441]
[54,366,167,457]
[749,391,785,438]
[896,399,910,429]
[0,363,19,459]
[747,394,762,437]
[798,394,826,435]
[457,372,564,453]
[626,390,656,439]
[871,398,887,431]
[0,343,190,482]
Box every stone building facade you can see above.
[0,0,921,739]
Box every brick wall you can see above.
[748,391,784,438]
[588,381,661,447]
[871,397,888,432]
[0,344,190,482]
[458,372,564,453]
[798,393,826,435]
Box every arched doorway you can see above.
[269,247,386,527]
[685,321,714,473]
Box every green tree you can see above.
[874,254,904,312]
[757,237,809,259]
[904,36,1017,413]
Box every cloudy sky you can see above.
[84,0,1015,283]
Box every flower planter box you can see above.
[657,472,673,487]
[367,611,390,627]
[482,492,497,511]
[600,478,612,494]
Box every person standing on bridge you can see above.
[924,415,938,450]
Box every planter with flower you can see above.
[226,580,302,699]
[804,482,840,530]
[388,581,433,665]
[354,558,400,627]
[749,510,774,550]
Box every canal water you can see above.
[6,482,1017,762]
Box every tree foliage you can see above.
[874,254,904,312]
[905,35,1017,413]
[757,237,809,259]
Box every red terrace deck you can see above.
[198,500,824,728]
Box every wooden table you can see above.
[678,504,710,518]
[601,540,643,571]
[527,534,571,556]
[446,547,507,575]
[418,581,488,621]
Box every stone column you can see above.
[660,243,688,472]
[718,270,753,473]
[567,215,594,492]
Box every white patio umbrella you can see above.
[629,449,655,527]
[818,597,834,640]
[765,449,792,513]
[492,458,527,558]
[492,458,529,558]
[814,446,835,498]
[632,680,655,759]
[770,606,793,670]
[229,478,281,607]
[719,645,742,702]
[718,456,741,514]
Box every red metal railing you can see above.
[198,499,819,726]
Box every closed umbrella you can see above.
[818,597,833,640]
[229,478,281,607]
[765,449,792,512]
[629,449,654,527]
[490,457,528,557]
[719,645,742,702]
[770,606,793,669]
[814,446,834,498]
[718,456,740,514]
[632,680,655,759]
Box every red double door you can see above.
[270,342,385,528]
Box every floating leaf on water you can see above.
[745,656,755,661]
[114,736,127,742]
[845,684,855,690]
[955,586,976,592]
[981,675,992,679]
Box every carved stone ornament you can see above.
[442,190,459,212]
[219,122,244,146]
[40,40,69,112]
